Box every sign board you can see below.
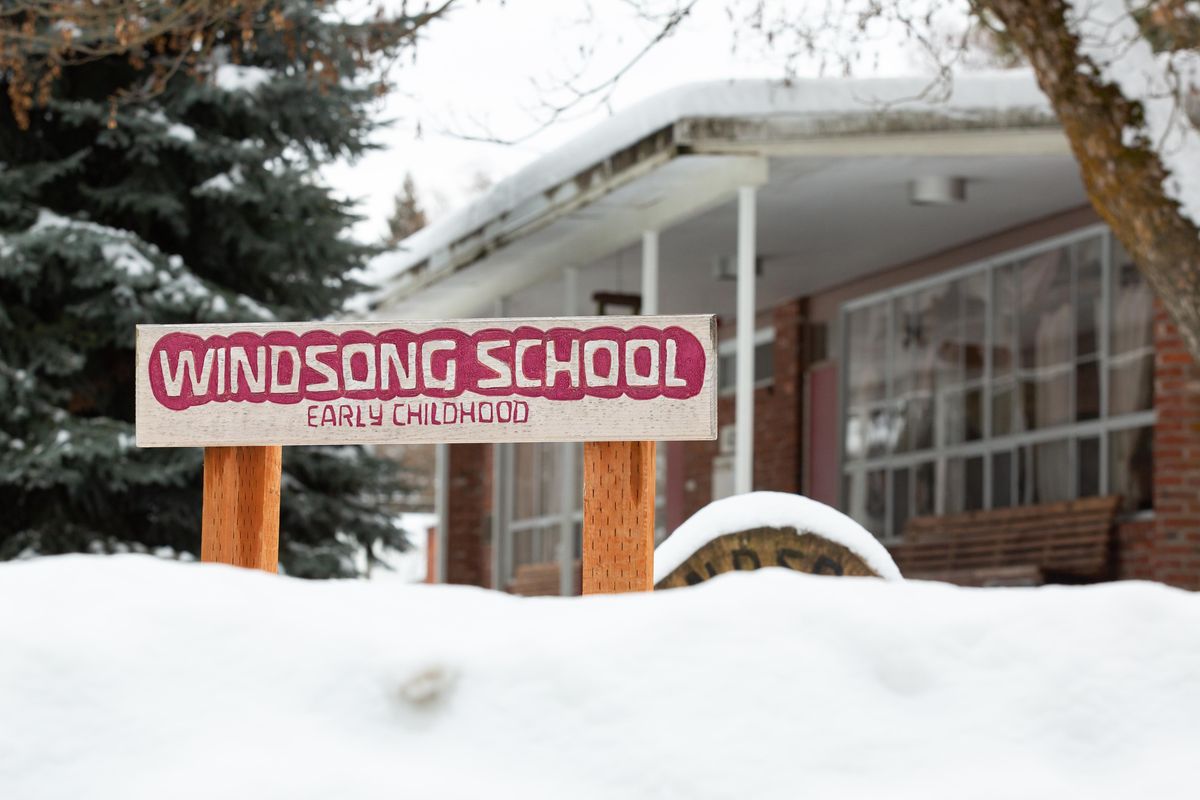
[135,316,716,447]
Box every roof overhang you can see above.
[368,74,1069,319]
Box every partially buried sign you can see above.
[135,315,717,447]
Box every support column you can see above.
[559,272,579,596]
[735,186,757,495]
[641,230,659,315]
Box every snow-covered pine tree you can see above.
[0,2,432,577]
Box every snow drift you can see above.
[1,556,1198,799]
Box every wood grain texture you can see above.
[135,315,717,447]
[583,441,655,594]
[201,446,281,572]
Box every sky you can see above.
[324,0,920,242]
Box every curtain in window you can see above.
[1110,281,1155,415]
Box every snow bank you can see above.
[654,491,901,583]
[2,556,1198,799]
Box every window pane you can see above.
[891,468,910,539]
[513,443,537,520]
[717,352,734,392]
[1110,426,1153,512]
[946,455,984,513]
[944,386,984,445]
[1078,437,1100,497]
[893,291,936,454]
[1109,240,1154,415]
[992,263,1017,379]
[866,405,894,459]
[1032,439,1072,504]
[963,272,989,382]
[844,469,887,537]
[847,303,889,405]
[991,380,1016,436]
[914,461,936,516]
[992,451,1013,508]
[931,281,964,387]
[1019,247,1073,429]
[512,524,560,569]
[754,340,774,384]
[844,407,866,462]
[1076,359,1100,422]
[1074,236,1103,359]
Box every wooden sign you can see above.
[654,526,883,590]
[135,316,716,447]
[135,315,716,593]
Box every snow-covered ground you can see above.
[2,557,1198,799]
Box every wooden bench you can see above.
[508,560,582,596]
[887,496,1121,587]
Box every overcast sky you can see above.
[324,0,919,242]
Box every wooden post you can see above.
[201,446,282,572]
[582,441,656,593]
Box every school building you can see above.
[369,72,1200,594]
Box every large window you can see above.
[504,439,668,592]
[841,229,1155,539]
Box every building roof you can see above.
[368,71,1064,317]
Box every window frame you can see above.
[717,326,776,396]
[838,226,1156,541]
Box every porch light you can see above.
[909,176,967,206]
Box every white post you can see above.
[434,442,449,583]
[641,230,659,315]
[558,269,579,595]
[491,296,509,591]
[640,231,662,542]
[735,186,757,495]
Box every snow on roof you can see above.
[4,554,1199,798]
[366,71,1055,294]
[653,491,902,583]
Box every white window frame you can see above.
[717,327,775,396]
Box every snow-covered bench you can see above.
[888,496,1121,586]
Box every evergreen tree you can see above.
[0,2,434,577]
[385,172,428,246]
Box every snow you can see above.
[100,241,154,279]
[213,64,273,93]
[195,166,245,194]
[1,555,1198,799]
[1065,0,1200,231]
[366,71,1055,290]
[654,491,901,584]
[364,511,436,583]
[166,123,197,143]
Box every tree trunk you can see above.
[978,0,1200,364]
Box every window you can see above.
[717,328,775,394]
[841,230,1155,540]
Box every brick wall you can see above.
[1114,518,1156,581]
[444,443,492,587]
[1151,305,1200,589]
[679,299,808,523]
